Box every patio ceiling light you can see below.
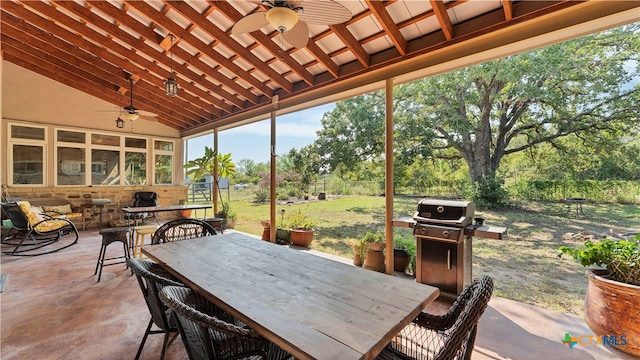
[165,34,178,97]
[115,117,125,128]
[266,7,299,33]
[122,112,139,121]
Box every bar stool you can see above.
[95,227,130,282]
[133,225,158,259]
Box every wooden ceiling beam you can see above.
[2,40,196,129]
[429,0,454,41]
[8,1,228,121]
[502,0,514,21]
[330,23,370,68]
[365,0,407,55]
[0,8,211,129]
[1,46,187,130]
[54,0,237,113]
[122,0,278,98]
[159,1,293,94]
[304,40,340,78]
[209,0,315,87]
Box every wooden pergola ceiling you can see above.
[1,1,637,135]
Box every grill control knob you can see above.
[437,206,444,213]
[442,230,450,238]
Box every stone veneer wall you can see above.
[5,186,188,227]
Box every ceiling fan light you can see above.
[165,75,179,97]
[266,7,299,33]
[115,117,125,129]
[122,112,139,121]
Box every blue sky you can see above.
[186,103,335,163]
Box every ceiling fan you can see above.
[120,77,158,121]
[98,77,158,124]
[231,0,352,49]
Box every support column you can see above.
[213,129,218,215]
[385,78,394,275]
[269,96,278,243]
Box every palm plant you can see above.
[183,147,235,210]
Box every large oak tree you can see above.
[313,25,639,200]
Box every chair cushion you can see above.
[42,204,72,215]
[18,201,70,232]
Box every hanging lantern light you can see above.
[165,34,178,97]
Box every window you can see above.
[125,152,146,185]
[91,149,119,185]
[155,154,172,184]
[12,145,44,185]
[9,124,46,186]
[12,125,45,140]
[8,123,176,186]
[58,147,86,185]
[154,140,174,185]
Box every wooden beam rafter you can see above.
[365,0,407,55]
[429,0,454,41]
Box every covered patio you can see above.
[1,227,634,359]
[1,1,639,359]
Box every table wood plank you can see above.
[143,233,439,360]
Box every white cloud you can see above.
[223,103,334,138]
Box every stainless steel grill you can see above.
[413,199,474,295]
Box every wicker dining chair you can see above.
[151,218,218,245]
[127,258,184,360]
[377,275,494,360]
[159,286,293,360]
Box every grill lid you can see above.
[413,199,474,226]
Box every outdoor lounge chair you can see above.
[159,286,293,360]
[128,258,184,360]
[377,275,494,360]
[151,218,218,245]
[1,201,78,256]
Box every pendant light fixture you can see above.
[165,34,178,97]
[115,92,125,128]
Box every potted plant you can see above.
[394,235,416,274]
[183,146,236,215]
[558,235,640,356]
[178,200,192,218]
[276,209,291,244]
[285,209,315,247]
[352,238,366,266]
[361,232,386,272]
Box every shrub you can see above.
[558,234,640,286]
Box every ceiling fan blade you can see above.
[137,110,158,117]
[231,12,270,34]
[138,115,158,122]
[283,21,309,48]
[298,0,352,25]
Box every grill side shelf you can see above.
[465,225,507,240]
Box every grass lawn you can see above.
[195,190,640,316]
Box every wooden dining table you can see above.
[142,232,440,360]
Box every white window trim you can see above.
[8,122,47,187]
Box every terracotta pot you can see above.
[179,209,192,218]
[363,250,385,272]
[290,229,313,247]
[585,269,640,356]
[353,245,363,266]
[261,220,270,241]
[226,218,236,229]
[393,248,409,273]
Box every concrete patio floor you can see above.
[1,227,634,359]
